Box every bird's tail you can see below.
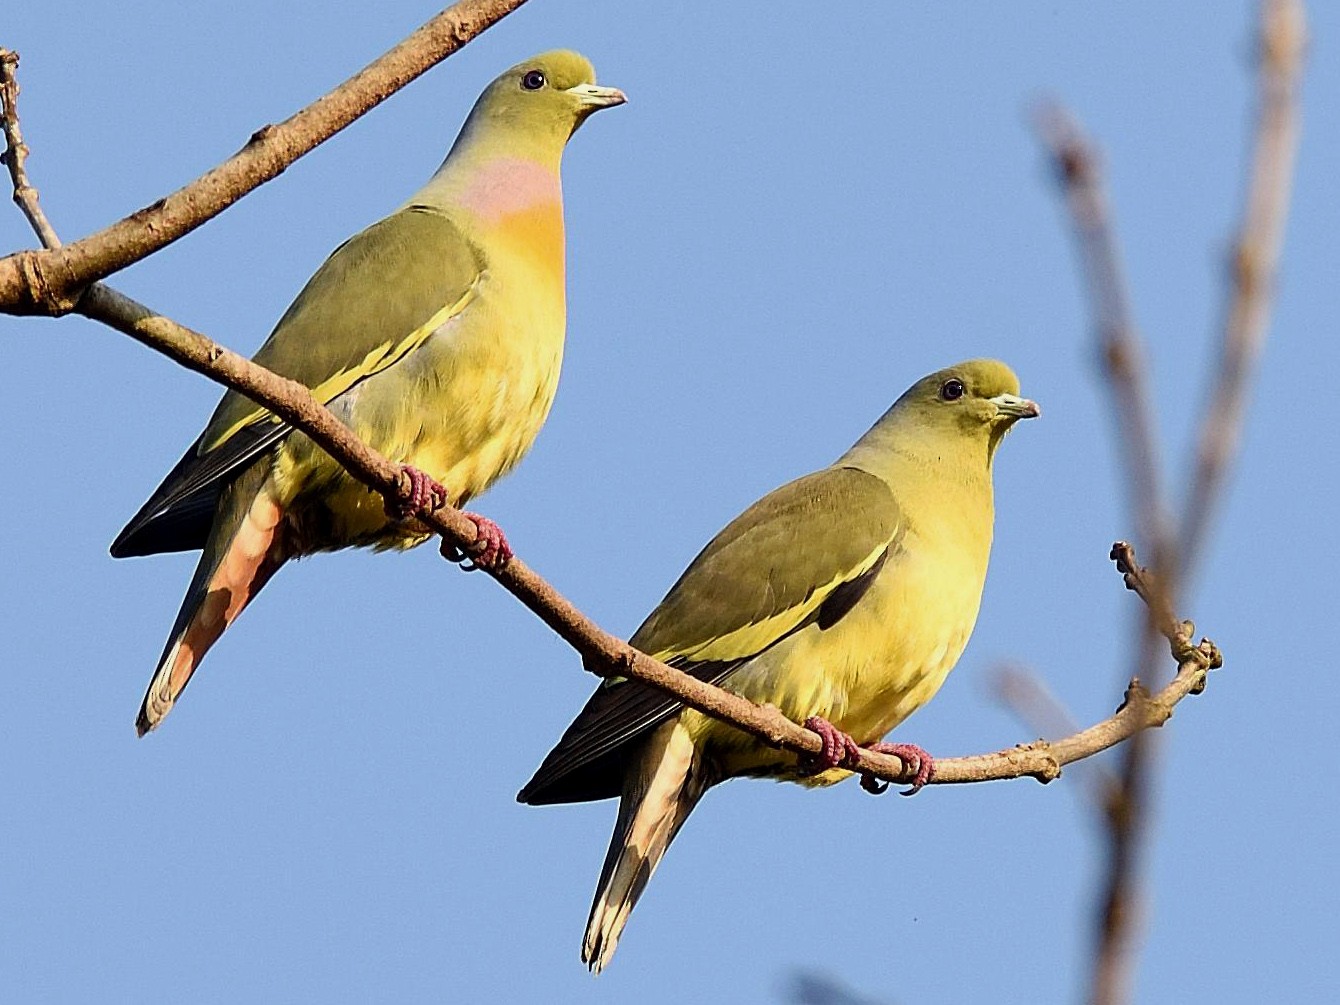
[582,720,709,973]
[136,464,285,736]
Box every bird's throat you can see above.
[451,155,563,223]
[451,156,566,278]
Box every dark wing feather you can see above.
[518,466,903,805]
[815,547,888,629]
[110,422,290,557]
[517,657,747,806]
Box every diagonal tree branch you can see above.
[77,278,1222,790]
[0,0,528,316]
[2,36,1221,795]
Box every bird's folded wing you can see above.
[518,465,904,804]
[111,208,484,558]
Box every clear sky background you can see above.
[2,2,1336,1002]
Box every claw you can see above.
[860,773,891,796]
[440,512,513,572]
[863,742,936,796]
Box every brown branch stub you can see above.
[1109,541,1186,659]
[0,0,530,315]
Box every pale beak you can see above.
[990,393,1041,420]
[566,82,628,110]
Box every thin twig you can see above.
[1182,0,1306,576]
[0,49,61,250]
[0,0,529,315]
[3,42,1220,795]
[938,542,1219,788]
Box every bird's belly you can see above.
[690,547,985,785]
[277,271,566,553]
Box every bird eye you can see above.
[940,378,965,402]
[521,70,546,91]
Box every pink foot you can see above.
[860,742,936,797]
[441,512,513,572]
[800,716,861,774]
[386,465,447,519]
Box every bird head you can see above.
[890,359,1040,462]
[457,50,626,162]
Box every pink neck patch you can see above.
[453,156,563,222]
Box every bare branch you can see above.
[1182,0,1307,575]
[2,40,1221,797]
[0,0,528,316]
[937,545,1218,787]
[1089,545,1206,1005]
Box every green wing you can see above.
[112,206,483,558]
[518,465,904,805]
[199,205,483,451]
[631,466,902,663]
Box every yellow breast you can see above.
[686,524,990,785]
[275,201,568,552]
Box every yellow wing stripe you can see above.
[202,282,480,452]
[645,535,894,666]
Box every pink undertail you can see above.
[136,488,285,735]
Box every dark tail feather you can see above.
[582,720,709,973]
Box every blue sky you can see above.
[2,2,1336,1001]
